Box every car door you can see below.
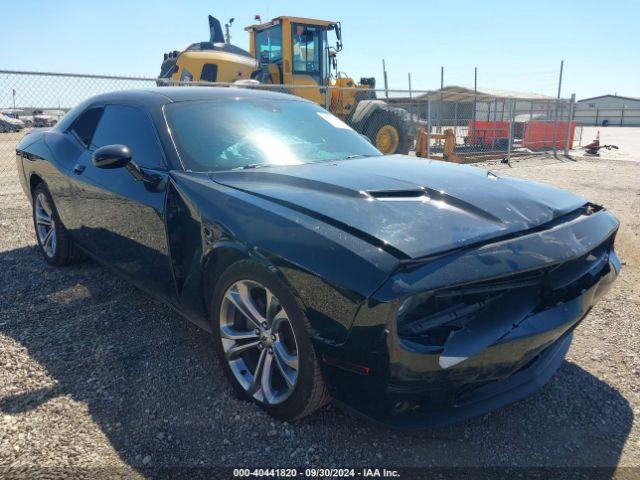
[53,105,105,233]
[71,103,176,300]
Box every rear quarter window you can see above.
[69,107,103,147]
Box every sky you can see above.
[2,0,639,101]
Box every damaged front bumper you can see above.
[316,207,620,429]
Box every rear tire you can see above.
[32,183,85,266]
[365,106,411,155]
[210,259,330,421]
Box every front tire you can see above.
[32,183,84,266]
[210,260,329,421]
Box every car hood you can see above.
[209,155,587,259]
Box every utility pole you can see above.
[382,59,389,99]
[556,60,564,99]
[224,18,234,43]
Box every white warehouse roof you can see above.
[577,94,640,103]
[416,86,556,103]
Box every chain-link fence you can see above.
[0,71,162,207]
[1,70,579,208]
[388,88,577,162]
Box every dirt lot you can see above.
[0,132,639,478]
[577,127,640,162]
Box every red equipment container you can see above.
[467,121,510,146]
[522,121,575,150]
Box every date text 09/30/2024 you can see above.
[233,468,401,477]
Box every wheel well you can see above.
[202,246,249,313]
[29,174,44,195]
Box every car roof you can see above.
[85,87,307,107]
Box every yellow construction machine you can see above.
[159,15,412,154]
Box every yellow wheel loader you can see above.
[159,15,412,154]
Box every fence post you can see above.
[437,66,443,133]
[453,102,458,139]
[472,67,477,145]
[426,92,432,159]
[595,107,599,126]
[407,72,413,127]
[552,102,560,157]
[491,98,498,151]
[507,98,514,163]
[620,106,625,126]
[564,93,576,156]
[552,60,564,157]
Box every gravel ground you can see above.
[0,155,639,478]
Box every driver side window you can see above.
[91,105,165,169]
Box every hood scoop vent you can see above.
[365,189,430,202]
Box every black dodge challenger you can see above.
[16,87,620,428]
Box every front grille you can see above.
[396,238,613,351]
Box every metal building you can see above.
[575,95,640,126]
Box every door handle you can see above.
[73,164,86,175]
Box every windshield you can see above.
[165,98,381,171]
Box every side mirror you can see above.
[334,22,343,52]
[93,144,131,169]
